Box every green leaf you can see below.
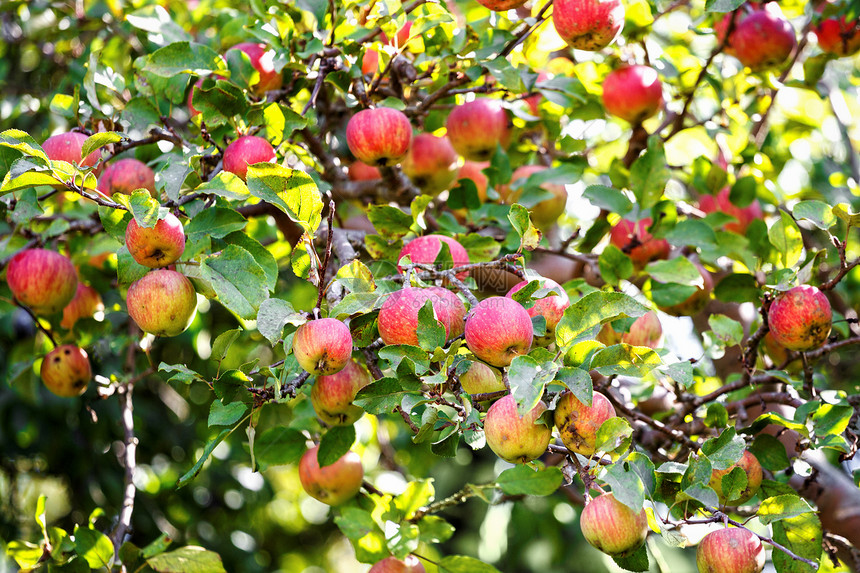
[555,367,593,407]
[705,0,746,11]
[117,246,150,287]
[178,427,232,487]
[222,231,278,291]
[663,361,694,387]
[591,344,662,378]
[124,189,165,229]
[629,138,668,209]
[832,203,860,227]
[556,291,650,348]
[612,544,649,572]
[645,257,702,286]
[81,132,123,159]
[438,555,501,573]
[5,540,43,568]
[334,507,382,540]
[812,403,853,437]
[257,298,306,345]
[595,417,633,454]
[186,207,246,239]
[318,425,356,467]
[73,526,113,569]
[0,129,49,163]
[417,299,446,351]
[497,465,563,496]
[708,314,744,347]
[508,355,558,416]
[146,546,227,573]
[368,205,413,241]
[603,462,646,512]
[771,512,821,573]
[394,480,436,520]
[457,233,501,263]
[665,219,718,250]
[714,273,760,304]
[208,400,247,427]
[335,260,376,293]
[141,42,223,77]
[245,164,323,233]
[701,427,745,470]
[329,292,381,318]
[748,435,790,472]
[11,188,44,224]
[757,494,815,525]
[768,210,803,269]
[354,378,409,415]
[598,245,634,287]
[507,204,542,251]
[196,245,270,320]
[720,467,747,502]
[254,427,307,471]
[192,80,250,122]
[210,328,241,364]
[583,185,632,215]
[195,171,250,201]
[417,516,456,544]
[792,200,836,231]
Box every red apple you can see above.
[97,158,157,197]
[425,286,466,338]
[348,161,382,181]
[602,65,664,124]
[61,284,104,330]
[401,134,460,196]
[555,391,616,456]
[609,218,671,267]
[814,7,860,57]
[126,270,198,337]
[503,165,568,230]
[768,285,832,352]
[484,394,552,463]
[378,287,461,346]
[381,22,414,49]
[125,212,186,268]
[709,450,763,506]
[464,297,533,367]
[506,278,570,346]
[455,161,490,201]
[222,135,276,180]
[361,49,380,76]
[698,187,763,234]
[660,262,714,317]
[311,359,372,426]
[369,556,426,573]
[298,446,364,506]
[292,318,353,375]
[43,131,100,169]
[475,0,527,12]
[446,99,510,162]
[40,344,92,398]
[596,311,663,349]
[6,249,78,315]
[397,234,470,279]
[459,361,505,394]
[721,5,796,71]
[226,42,283,94]
[697,528,765,573]
[552,0,625,51]
[346,107,413,167]
[580,493,648,557]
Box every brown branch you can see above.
[109,381,138,553]
[498,0,554,59]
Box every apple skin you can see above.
[814,11,860,57]
[361,49,380,76]
[484,394,552,464]
[6,249,78,316]
[596,311,663,349]
[602,65,664,124]
[425,286,466,338]
[609,218,671,267]
[456,161,490,201]
[552,0,625,51]
[446,99,511,162]
[378,287,461,346]
[503,165,568,230]
[580,493,648,557]
[401,134,460,196]
[126,270,198,337]
[42,132,100,169]
[292,318,353,376]
[222,135,276,181]
[227,42,283,94]
[346,107,413,167]
[475,0,527,12]
[397,234,470,279]
[464,297,534,367]
[125,213,186,268]
[768,285,832,352]
[709,450,763,506]
[311,359,372,426]
[348,161,382,181]
[506,278,570,346]
[460,361,505,394]
[697,527,765,573]
[725,6,797,71]
[97,158,157,197]
[369,556,426,573]
[698,187,763,235]
[298,446,364,506]
[660,262,714,317]
[40,345,92,398]
[554,390,615,456]
[61,284,104,330]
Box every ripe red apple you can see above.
[555,391,616,456]
[126,270,197,337]
[369,556,426,573]
[768,285,832,352]
[397,234,470,279]
[465,297,533,367]
[483,394,552,463]
[61,284,104,330]
[660,262,714,317]
[475,0,527,12]
[42,131,100,169]
[709,450,763,506]
[814,7,860,57]
[455,160,490,201]
[298,446,364,506]
[552,0,625,51]
[346,107,413,167]
[602,65,664,124]
[426,286,466,338]
[720,5,796,71]
[292,318,353,375]
[97,158,157,197]
[311,359,372,426]
[401,134,460,196]
[378,287,461,346]
[361,49,380,76]
[40,344,92,398]
[226,42,283,94]
[6,249,78,315]
[503,165,568,230]
[609,218,671,267]
[222,135,277,180]
[580,493,648,557]
[697,527,765,573]
[596,311,663,349]
[698,187,763,235]
[125,212,186,268]
[348,161,382,181]
[446,99,510,162]
[506,278,570,346]
[459,361,505,394]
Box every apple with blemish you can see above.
[580,493,648,557]
[459,361,505,395]
[484,394,552,464]
[298,446,364,506]
[709,450,763,506]
[397,235,470,278]
[126,270,197,337]
[40,345,92,398]
[401,134,460,196]
[227,42,282,94]
[43,131,100,168]
[6,249,78,315]
[554,390,615,456]
[292,318,353,376]
[222,135,276,180]
[125,212,186,268]
[609,218,670,267]
[97,158,156,197]
[552,0,625,51]
[61,284,104,330]
[311,360,372,426]
[602,65,664,124]
[506,278,570,346]
[446,99,510,162]
[697,527,765,573]
[464,297,533,367]
[346,107,413,167]
[369,555,426,573]
[768,285,832,352]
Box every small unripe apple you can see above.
[464,297,533,367]
[125,213,186,268]
[596,311,663,349]
[227,42,283,94]
[580,493,648,557]
[698,187,763,235]
[504,166,568,230]
[43,131,100,169]
[378,287,460,346]
[126,270,197,337]
[369,556,426,573]
[459,361,505,394]
[660,262,714,317]
[348,161,382,181]
[97,158,157,197]
[397,234,470,279]
[475,0,527,11]
[768,285,832,352]
[61,284,104,329]
[40,345,92,397]
[554,390,615,456]
[292,318,353,376]
[814,8,860,57]
[346,107,413,167]
[506,278,570,346]
[697,527,765,573]
[311,360,371,426]
[552,0,625,51]
[455,161,490,201]
[298,446,364,506]
[401,134,460,196]
[602,65,664,124]
[709,450,763,506]
[484,394,551,464]
[609,218,671,267]
[425,286,466,338]
[725,6,797,71]
[222,135,276,180]
[6,249,78,315]
[446,99,510,162]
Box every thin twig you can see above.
[109,382,138,553]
